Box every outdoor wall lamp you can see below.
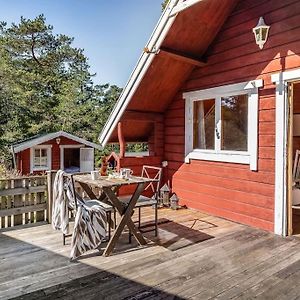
[56,137,61,145]
[253,17,270,50]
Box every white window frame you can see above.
[183,80,263,171]
[30,145,52,173]
[59,144,85,170]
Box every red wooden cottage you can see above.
[99,0,300,236]
[12,131,101,175]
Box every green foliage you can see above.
[0,15,122,166]
[161,0,169,11]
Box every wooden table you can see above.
[73,174,156,256]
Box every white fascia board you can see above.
[60,132,102,150]
[13,131,101,153]
[98,0,180,147]
[14,132,60,153]
[170,0,204,17]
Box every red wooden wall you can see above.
[118,156,162,196]
[163,0,300,232]
[16,136,81,175]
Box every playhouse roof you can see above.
[98,0,238,145]
[12,131,102,153]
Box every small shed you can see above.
[12,131,102,174]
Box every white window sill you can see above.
[32,167,50,172]
[185,150,250,165]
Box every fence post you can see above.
[46,171,57,224]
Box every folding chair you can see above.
[292,150,300,209]
[123,165,162,241]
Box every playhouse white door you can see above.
[80,148,94,172]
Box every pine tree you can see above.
[0,15,122,167]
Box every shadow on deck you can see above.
[2,208,300,300]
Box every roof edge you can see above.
[13,131,102,153]
[98,0,181,147]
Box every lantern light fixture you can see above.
[253,17,270,50]
[160,183,170,207]
[56,137,61,145]
[170,193,180,210]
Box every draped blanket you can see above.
[51,170,107,260]
[70,200,107,260]
[52,170,70,234]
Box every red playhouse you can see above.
[12,131,101,174]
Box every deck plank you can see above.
[1,208,300,300]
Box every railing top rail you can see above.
[0,175,47,181]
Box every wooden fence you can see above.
[0,176,48,229]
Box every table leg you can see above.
[77,181,115,229]
[102,183,146,256]
[77,182,98,199]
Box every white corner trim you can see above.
[274,80,288,236]
[272,68,300,236]
[30,145,52,173]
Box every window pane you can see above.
[40,149,47,158]
[34,157,40,166]
[33,148,48,168]
[221,94,248,151]
[193,99,215,150]
[40,157,48,167]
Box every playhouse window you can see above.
[31,146,51,172]
[184,80,262,171]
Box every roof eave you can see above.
[98,0,184,147]
[13,131,102,153]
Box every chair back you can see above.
[293,150,300,182]
[141,165,162,199]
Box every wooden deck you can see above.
[1,207,300,299]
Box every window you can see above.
[184,80,263,170]
[193,99,215,150]
[30,146,51,172]
[221,94,248,151]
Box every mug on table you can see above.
[120,168,133,179]
[91,170,99,180]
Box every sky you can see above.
[0,0,163,87]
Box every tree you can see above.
[162,0,169,11]
[0,15,121,167]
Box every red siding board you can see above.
[160,0,300,232]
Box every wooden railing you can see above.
[0,176,48,229]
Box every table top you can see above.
[73,174,156,188]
